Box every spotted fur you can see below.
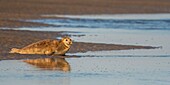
[9,37,72,55]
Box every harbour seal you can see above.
[9,37,72,55]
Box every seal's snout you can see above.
[69,41,72,45]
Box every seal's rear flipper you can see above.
[9,48,20,53]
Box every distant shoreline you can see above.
[41,14,170,20]
[1,0,170,28]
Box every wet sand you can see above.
[0,30,157,60]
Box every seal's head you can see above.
[61,37,72,47]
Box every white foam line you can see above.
[42,14,170,20]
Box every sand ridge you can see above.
[0,30,157,60]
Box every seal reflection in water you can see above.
[24,58,70,72]
[10,37,72,56]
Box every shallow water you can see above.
[0,56,170,85]
[1,14,170,85]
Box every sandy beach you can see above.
[0,29,156,60]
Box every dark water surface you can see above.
[30,14,170,30]
[31,19,170,30]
